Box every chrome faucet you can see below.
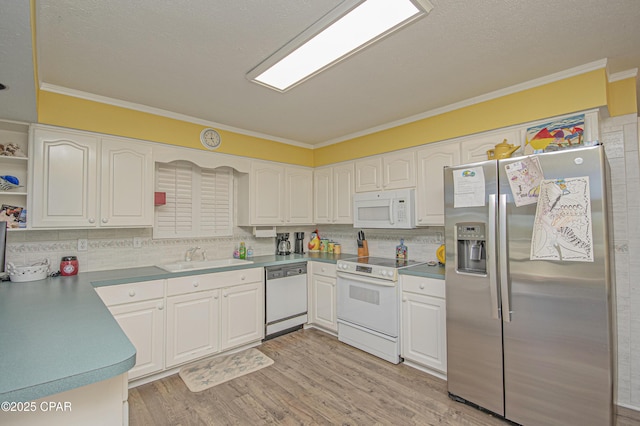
[185,246,201,262]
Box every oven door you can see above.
[336,272,398,337]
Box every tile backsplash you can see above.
[5,225,444,273]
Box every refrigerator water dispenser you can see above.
[456,223,487,274]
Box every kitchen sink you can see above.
[157,258,254,272]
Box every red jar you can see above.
[60,256,79,276]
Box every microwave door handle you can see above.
[389,200,394,225]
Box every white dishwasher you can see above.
[264,262,308,339]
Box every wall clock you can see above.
[200,128,222,150]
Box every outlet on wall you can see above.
[133,237,142,248]
[77,239,88,251]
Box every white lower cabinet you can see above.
[108,299,165,380]
[97,268,264,382]
[220,282,263,351]
[165,290,220,368]
[309,262,337,332]
[400,275,447,375]
[95,280,165,380]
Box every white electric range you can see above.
[336,256,425,364]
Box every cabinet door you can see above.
[252,163,285,224]
[460,130,520,164]
[416,143,460,226]
[383,151,416,190]
[313,167,332,224]
[165,290,220,368]
[355,157,382,192]
[108,299,165,380]
[311,274,337,332]
[401,292,447,373]
[31,129,99,228]
[100,138,153,227]
[333,163,354,224]
[220,282,264,351]
[285,166,313,224]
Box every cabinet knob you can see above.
[420,284,425,289]
[193,281,199,287]
[402,297,408,302]
[321,268,326,273]
[157,302,164,310]
[214,294,219,299]
[241,275,246,280]
[223,292,228,298]
[129,289,136,297]
[88,218,95,224]
[101,218,108,223]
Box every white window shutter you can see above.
[154,162,233,239]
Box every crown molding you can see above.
[608,68,638,83]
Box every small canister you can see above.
[333,243,341,255]
[60,256,79,276]
[328,241,335,253]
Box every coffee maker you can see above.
[294,232,305,254]
[276,233,291,255]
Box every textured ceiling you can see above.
[2,1,640,146]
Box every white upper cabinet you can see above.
[238,161,313,226]
[285,166,313,225]
[383,151,416,190]
[416,142,461,226]
[355,151,415,192]
[101,137,154,227]
[30,126,153,228]
[252,162,285,225]
[355,157,382,192]
[313,162,354,224]
[31,128,99,228]
[460,130,520,164]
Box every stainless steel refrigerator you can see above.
[444,145,615,426]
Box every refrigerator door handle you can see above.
[488,194,500,320]
[499,193,512,322]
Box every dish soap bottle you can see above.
[396,239,407,260]
[239,242,247,260]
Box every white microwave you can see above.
[353,189,416,229]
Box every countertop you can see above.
[0,251,443,403]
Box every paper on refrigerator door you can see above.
[530,176,593,262]
[453,166,485,208]
[504,156,544,207]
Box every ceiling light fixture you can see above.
[247,0,433,92]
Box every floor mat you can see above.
[178,348,274,392]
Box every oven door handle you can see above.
[337,272,396,287]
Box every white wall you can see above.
[601,113,640,410]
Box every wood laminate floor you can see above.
[129,328,640,426]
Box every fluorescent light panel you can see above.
[249,0,433,92]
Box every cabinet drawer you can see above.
[96,279,165,306]
[311,262,336,278]
[402,275,445,298]
[167,268,263,296]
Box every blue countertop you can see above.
[0,252,353,402]
[0,251,442,403]
[400,263,445,280]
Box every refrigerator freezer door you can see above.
[445,160,504,416]
[499,147,614,426]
